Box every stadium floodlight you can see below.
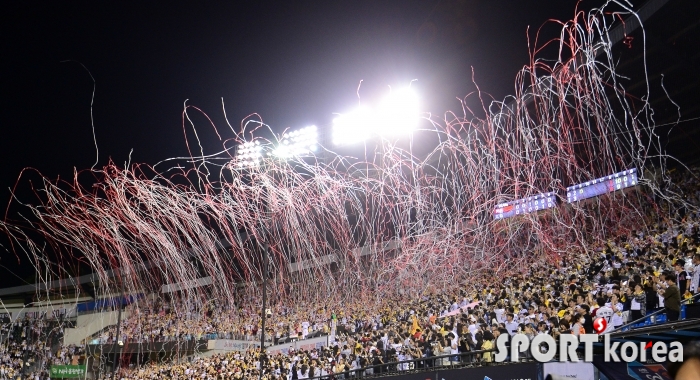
[375,87,419,136]
[332,87,419,145]
[272,125,318,159]
[236,140,263,167]
[332,107,374,146]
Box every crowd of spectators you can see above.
[94,302,221,344]
[2,168,699,380]
[94,301,334,346]
[0,318,76,380]
[81,167,700,379]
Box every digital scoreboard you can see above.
[493,192,557,220]
[566,168,637,203]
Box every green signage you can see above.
[50,365,86,378]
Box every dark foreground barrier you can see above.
[302,351,537,380]
[382,362,538,380]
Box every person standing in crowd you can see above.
[481,330,495,362]
[675,260,690,296]
[448,332,460,363]
[689,254,700,300]
[629,283,647,322]
[504,314,518,336]
[494,301,506,324]
[594,298,615,334]
[438,338,451,366]
[580,305,594,334]
[571,314,585,336]
[458,325,473,357]
[660,273,681,321]
[607,293,626,329]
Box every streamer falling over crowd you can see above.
[0,1,690,324]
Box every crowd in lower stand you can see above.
[0,318,74,380]
[1,168,700,379]
[80,167,699,379]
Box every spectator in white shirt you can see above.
[690,254,700,298]
[504,313,519,336]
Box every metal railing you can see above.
[611,296,695,333]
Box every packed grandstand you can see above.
[2,1,700,379]
[0,166,697,379]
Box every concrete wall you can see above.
[63,310,130,345]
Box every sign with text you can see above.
[207,339,259,351]
[494,192,557,220]
[266,335,329,355]
[495,333,682,363]
[592,356,672,380]
[543,362,595,380]
[567,168,637,203]
[50,365,87,378]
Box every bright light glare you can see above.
[376,88,419,135]
[273,125,318,159]
[332,107,374,146]
[332,88,419,145]
[236,141,265,167]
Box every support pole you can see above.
[259,242,269,380]
[112,293,123,375]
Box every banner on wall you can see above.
[50,365,87,378]
[266,335,329,355]
[207,340,259,351]
[593,356,672,380]
[206,336,329,354]
[627,362,672,380]
[543,361,595,380]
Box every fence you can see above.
[613,297,698,333]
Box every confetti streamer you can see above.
[0,0,693,355]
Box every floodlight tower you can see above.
[273,125,319,158]
[233,128,318,380]
[234,139,271,380]
[236,141,264,168]
[331,87,420,168]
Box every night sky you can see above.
[1,1,632,287]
